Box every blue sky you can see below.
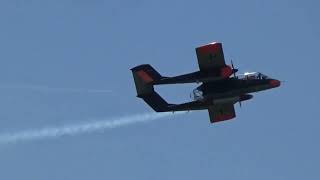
[0,0,319,179]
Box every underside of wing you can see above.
[208,104,236,123]
[196,42,226,71]
[195,42,233,79]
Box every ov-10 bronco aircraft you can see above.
[131,42,281,123]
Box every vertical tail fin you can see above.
[131,64,171,112]
[131,64,163,85]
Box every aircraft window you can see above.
[241,72,270,80]
[257,73,270,80]
[260,73,269,80]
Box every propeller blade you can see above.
[231,60,234,68]
[231,59,238,78]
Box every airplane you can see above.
[130,42,281,123]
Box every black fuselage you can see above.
[199,78,275,100]
[168,77,280,112]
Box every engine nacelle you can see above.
[220,65,233,78]
[239,94,253,102]
[213,96,240,105]
[213,94,253,105]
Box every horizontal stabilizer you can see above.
[138,93,173,112]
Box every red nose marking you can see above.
[269,80,281,87]
[220,65,232,78]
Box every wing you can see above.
[208,103,236,123]
[196,42,229,74]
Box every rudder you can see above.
[131,65,156,96]
[130,64,163,95]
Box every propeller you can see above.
[231,60,238,79]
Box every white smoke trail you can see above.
[0,84,111,93]
[0,112,181,144]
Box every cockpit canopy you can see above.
[238,72,270,80]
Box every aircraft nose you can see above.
[269,79,281,87]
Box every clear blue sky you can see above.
[0,0,319,179]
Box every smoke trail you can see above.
[0,112,181,144]
[0,84,111,93]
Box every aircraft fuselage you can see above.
[199,78,280,101]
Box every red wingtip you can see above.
[196,42,221,54]
[213,114,235,123]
